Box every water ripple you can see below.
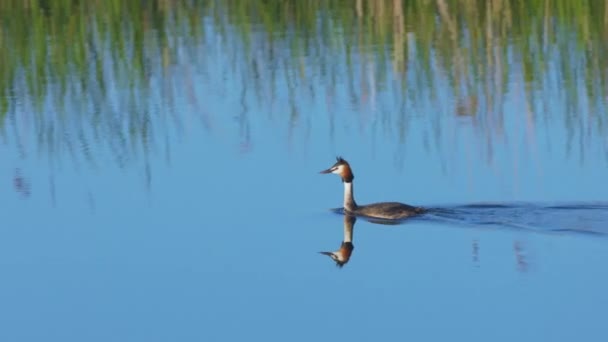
[427,202,608,236]
[333,202,608,237]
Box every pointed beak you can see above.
[319,251,334,256]
[319,168,333,174]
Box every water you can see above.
[1,2,608,341]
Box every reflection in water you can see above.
[320,215,356,268]
[2,1,608,204]
[471,238,530,273]
[13,169,30,198]
[321,211,532,272]
[513,240,528,273]
[471,239,479,266]
[323,202,608,272]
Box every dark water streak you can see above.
[332,202,608,237]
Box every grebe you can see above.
[319,214,356,268]
[320,157,425,220]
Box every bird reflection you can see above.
[320,214,356,268]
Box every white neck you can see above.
[343,181,357,211]
[343,225,353,243]
[343,215,355,243]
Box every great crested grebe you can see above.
[320,157,425,220]
[320,214,356,268]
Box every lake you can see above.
[1,1,607,341]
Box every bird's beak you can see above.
[319,251,334,256]
[319,167,333,174]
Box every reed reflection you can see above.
[3,0,608,208]
[320,214,356,268]
[13,168,31,198]
[471,238,530,273]
[513,240,528,273]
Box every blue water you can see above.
[1,11,608,342]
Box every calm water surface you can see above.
[1,2,608,341]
